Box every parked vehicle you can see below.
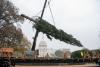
[0,48,15,67]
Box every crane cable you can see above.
[33,0,56,26]
[48,0,63,41]
[48,0,56,26]
[33,0,56,40]
[34,0,50,17]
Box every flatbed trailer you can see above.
[14,58,100,66]
[0,57,100,66]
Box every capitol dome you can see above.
[38,41,47,57]
[39,41,47,47]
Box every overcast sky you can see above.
[10,0,100,51]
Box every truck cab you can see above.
[0,48,15,67]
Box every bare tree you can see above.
[0,0,24,48]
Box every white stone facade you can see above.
[38,41,47,58]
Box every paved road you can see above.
[16,64,99,67]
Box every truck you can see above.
[0,48,15,67]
